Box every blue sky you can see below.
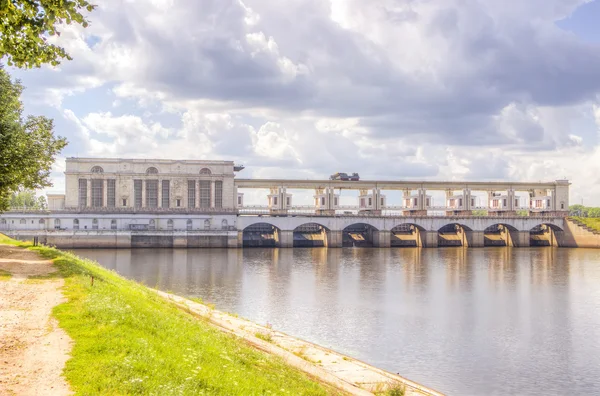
[7,0,600,206]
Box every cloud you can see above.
[8,0,600,205]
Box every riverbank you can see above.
[0,235,442,395]
[0,235,334,395]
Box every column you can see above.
[281,187,287,210]
[509,230,530,247]
[463,188,471,210]
[141,180,146,208]
[507,188,515,211]
[487,191,494,210]
[195,180,200,208]
[86,179,91,207]
[157,178,162,208]
[102,179,108,207]
[418,188,427,210]
[277,230,294,248]
[466,230,485,247]
[210,180,215,208]
[372,188,379,211]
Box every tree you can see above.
[0,66,67,212]
[1,0,96,68]
[9,189,46,209]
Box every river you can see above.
[74,247,600,395]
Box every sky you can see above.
[7,0,600,206]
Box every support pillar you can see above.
[278,230,294,248]
[237,231,244,247]
[141,180,146,208]
[326,230,343,248]
[373,230,391,248]
[466,231,485,247]
[210,180,215,208]
[421,231,438,248]
[157,178,162,208]
[509,230,530,247]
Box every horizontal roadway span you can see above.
[234,179,563,190]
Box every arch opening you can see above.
[146,167,159,175]
[530,223,563,247]
[342,223,378,247]
[438,223,472,247]
[484,224,519,247]
[293,223,329,248]
[391,223,426,247]
[243,222,281,248]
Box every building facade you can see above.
[60,158,237,211]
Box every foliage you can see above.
[516,210,529,217]
[0,235,334,395]
[0,67,66,212]
[472,210,487,216]
[10,189,46,209]
[0,0,96,68]
[0,268,11,281]
[569,205,600,218]
[571,217,600,232]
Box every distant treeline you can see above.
[569,205,600,218]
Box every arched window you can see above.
[73,219,79,230]
[91,166,104,173]
[167,219,174,231]
[149,219,156,230]
[111,219,117,230]
[20,219,26,224]
[221,219,228,230]
[39,219,45,224]
[204,219,210,230]
[186,219,192,230]
[54,219,61,229]
[92,219,98,230]
[199,168,211,175]
[146,167,159,175]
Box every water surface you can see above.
[74,247,600,395]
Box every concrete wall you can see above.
[557,219,600,248]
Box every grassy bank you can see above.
[572,217,600,232]
[0,235,337,395]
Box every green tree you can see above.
[9,188,46,209]
[1,0,96,68]
[0,67,67,212]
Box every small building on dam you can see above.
[1,157,596,249]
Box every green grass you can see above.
[0,235,339,395]
[572,217,600,232]
[255,331,273,343]
[0,268,12,281]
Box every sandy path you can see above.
[0,245,72,396]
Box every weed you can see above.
[255,331,273,342]
[0,269,12,281]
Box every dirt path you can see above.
[0,245,72,396]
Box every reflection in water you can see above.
[75,247,600,396]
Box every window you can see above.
[39,219,45,224]
[503,199,507,207]
[360,198,365,207]
[167,219,174,231]
[149,219,156,230]
[186,219,192,230]
[78,179,87,207]
[368,198,372,206]
[91,179,104,207]
[162,180,170,208]
[20,219,26,224]
[493,199,499,208]
[561,202,565,209]
[273,196,278,206]
[146,167,159,174]
[54,219,61,229]
[221,219,228,230]
[547,199,551,208]
[107,179,116,207]
[458,198,463,207]
[91,166,104,173]
[426,198,431,206]
[238,196,242,205]
[286,197,291,206]
[111,219,117,230]
[134,180,142,208]
[122,199,127,207]
[515,199,519,208]
[215,181,223,208]
[321,197,326,206]
[146,180,158,208]
[381,197,384,206]
[176,199,181,207]
[73,219,79,230]
[200,168,211,175]
[413,198,418,206]
[188,180,196,208]
[334,197,338,206]
[0,219,6,224]
[199,181,210,208]
[92,219,98,230]
[204,219,210,230]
